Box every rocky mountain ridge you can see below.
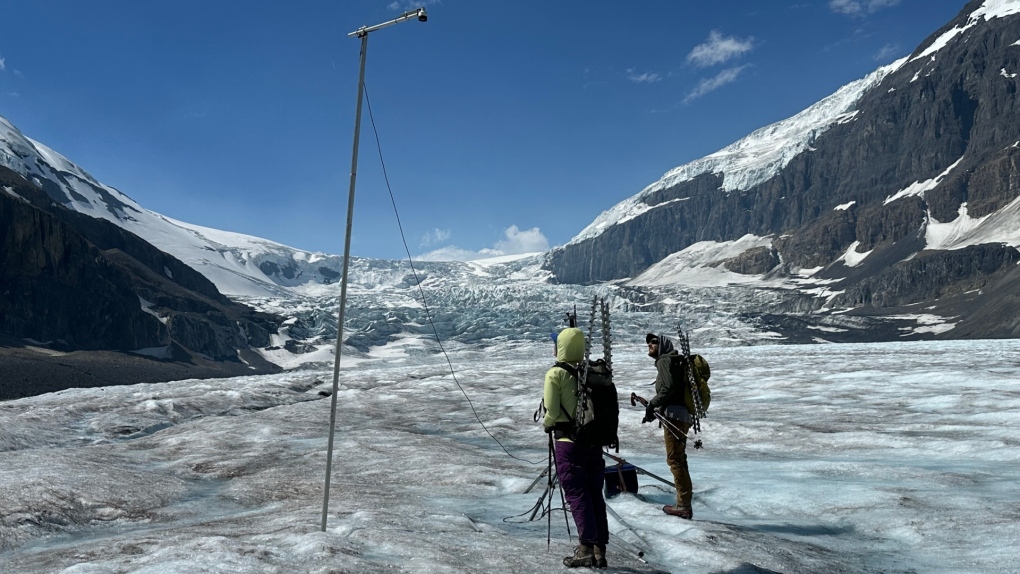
[1,165,282,399]
[544,0,1020,339]
[0,113,349,299]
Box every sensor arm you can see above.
[348,8,427,37]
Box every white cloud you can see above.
[389,0,440,11]
[627,69,662,84]
[416,225,549,261]
[873,43,902,61]
[419,228,451,248]
[684,66,748,103]
[0,55,6,71]
[829,0,901,16]
[686,31,755,68]
[493,225,549,254]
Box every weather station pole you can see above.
[321,7,428,532]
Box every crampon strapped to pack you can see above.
[555,297,620,451]
[675,324,711,434]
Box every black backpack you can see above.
[555,359,620,451]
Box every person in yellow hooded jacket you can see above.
[543,327,609,569]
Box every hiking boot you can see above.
[662,504,693,519]
[593,544,608,569]
[563,544,596,568]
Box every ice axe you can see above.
[630,392,702,450]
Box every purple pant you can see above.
[554,439,609,546]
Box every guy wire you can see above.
[363,84,539,465]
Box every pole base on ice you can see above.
[602,452,676,490]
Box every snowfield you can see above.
[2,338,1018,573]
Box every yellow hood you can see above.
[555,327,585,363]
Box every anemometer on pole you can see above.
[321,7,429,533]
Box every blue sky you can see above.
[1,1,969,261]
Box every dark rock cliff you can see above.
[1,165,282,367]
[1,189,168,351]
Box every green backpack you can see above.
[668,353,711,415]
[689,354,711,413]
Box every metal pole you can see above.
[321,31,368,533]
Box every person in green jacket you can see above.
[641,333,709,520]
[543,327,609,568]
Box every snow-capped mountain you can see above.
[1,114,344,298]
[0,106,810,365]
[546,0,1020,339]
[6,0,1020,373]
[3,110,797,400]
[571,59,906,245]
[566,0,1020,254]
[1,163,287,394]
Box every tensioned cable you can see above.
[362,83,539,465]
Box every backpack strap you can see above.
[554,361,578,380]
[552,361,580,428]
[666,354,690,404]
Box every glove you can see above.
[641,405,656,424]
[543,425,554,434]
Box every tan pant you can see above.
[663,420,692,508]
